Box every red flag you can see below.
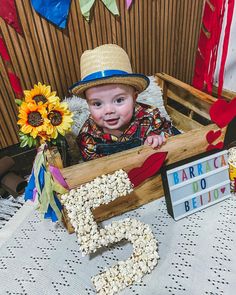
[0,35,10,61]
[8,72,23,96]
[0,0,22,34]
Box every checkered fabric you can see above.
[77,103,172,161]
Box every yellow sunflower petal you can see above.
[21,124,32,134]
[44,86,51,97]
[30,129,39,138]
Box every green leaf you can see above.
[20,138,29,147]
[19,134,27,140]
[51,139,57,145]
[15,99,23,106]
[33,138,38,147]
[28,136,33,147]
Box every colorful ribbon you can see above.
[25,144,68,222]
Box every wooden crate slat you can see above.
[61,124,226,189]
[166,86,212,120]
[166,105,203,131]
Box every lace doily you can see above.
[1,195,236,294]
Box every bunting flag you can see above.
[79,0,96,21]
[0,31,23,97]
[31,0,121,25]
[8,72,23,96]
[126,0,133,9]
[0,34,10,61]
[0,0,22,34]
[79,0,119,21]
[192,0,235,97]
[31,0,71,29]
[25,144,68,222]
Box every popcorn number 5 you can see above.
[61,170,158,294]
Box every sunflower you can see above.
[47,102,73,139]
[24,82,60,105]
[17,102,51,139]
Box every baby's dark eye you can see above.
[92,101,101,107]
[116,97,125,104]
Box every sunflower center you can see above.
[28,111,43,127]
[33,95,47,104]
[48,111,62,126]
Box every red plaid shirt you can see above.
[77,103,172,161]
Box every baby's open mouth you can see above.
[105,118,119,125]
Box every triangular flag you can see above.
[126,0,133,9]
[0,0,22,34]
[79,0,96,21]
[101,0,119,16]
[31,0,71,29]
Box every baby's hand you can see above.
[144,134,166,149]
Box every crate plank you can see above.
[166,105,203,131]
[60,124,226,233]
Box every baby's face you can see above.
[85,84,137,134]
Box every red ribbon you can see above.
[218,0,235,97]
[192,0,227,94]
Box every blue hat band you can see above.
[82,70,129,82]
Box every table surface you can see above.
[0,195,236,295]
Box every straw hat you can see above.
[70,44,149,96]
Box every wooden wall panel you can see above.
[0,0,204,148]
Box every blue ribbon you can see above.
[82,70,129,81]
[24,164,63,222]
[44,194,63,222]
[24,172,35,201]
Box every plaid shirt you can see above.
[77,103,172,161]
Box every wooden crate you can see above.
[59,73,226,233]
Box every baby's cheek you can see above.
[90,108,102,119]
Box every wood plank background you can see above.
[0,0,204,148]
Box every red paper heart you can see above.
[206,141,224,151]
[220,187,226,194]
[209,98,236,128]
[128,152,168,188]
[206,130,222,144]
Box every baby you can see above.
[70,44,172,161]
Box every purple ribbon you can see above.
[49,165,69,190]
[32,187,37,202]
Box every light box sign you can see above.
[162,150,231,221]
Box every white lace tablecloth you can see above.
[1,195,236,295]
